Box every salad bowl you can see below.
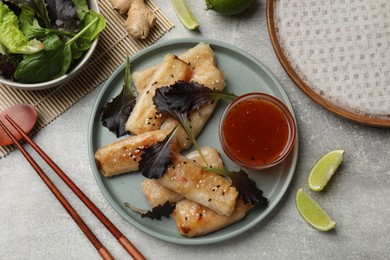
[0,0,101,90]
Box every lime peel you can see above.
[295,187,336,232]
[171,0,199,30]
[308,149,345,192]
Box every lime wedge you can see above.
[296,187,336,231]
[171,0,199,30]
[308,149,345,191]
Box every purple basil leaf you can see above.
[204,167,269,207]
[140,202,176,220]
[157,81,237,113]
[139,127,177,179]
[124,201,175,220]
[101,56,136,137]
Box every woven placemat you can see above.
[268,0,390,127]
[0,0,174,158]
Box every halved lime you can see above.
[308,149,345,191]
[172,0,199,30]
[296,187,336,231]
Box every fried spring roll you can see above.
[132,64,158,94]
[157,152,238,216]
[141,179,183,208]
[173,197,253,237]
[161,42,226,150]
[94,129,169,177]
[125,54,192,135]
[141,147,224,207]
[133,43,226,92]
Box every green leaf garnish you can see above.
[14,15,104,83]
[203,167,269,206]
[101,54,136,137]
[124,201,176,220]
[0,2,44,54]
[9,0,51,28]
[139,126,178,179]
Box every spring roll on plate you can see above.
[157,151,238,217]
[125,54,192,135]
[95,129,170,177]
[173,197,253,237]
[141,147,224,207]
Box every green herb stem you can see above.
[213,92,238,101]
[65,16,99,46]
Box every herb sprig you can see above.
[153,81,237,162]
[100,54,137,137]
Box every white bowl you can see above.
[0,0,99,90]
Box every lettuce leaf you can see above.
[14,34,71,83]
[19,8,76,39]
[0,2,44,54]
[14,16,101,83]
[8,0,51,28]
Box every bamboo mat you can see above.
[0,0,174,158]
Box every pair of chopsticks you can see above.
[0,114,146,260]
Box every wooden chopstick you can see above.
[0,119,113,260]
[2,115,146,260]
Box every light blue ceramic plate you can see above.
[88,38,299,245]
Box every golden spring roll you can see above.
[125,54,192,135]
[132,64,159,94]
[173,197,253,237]
[94,129,169,177]
[133,43,226,150]
[141,179,183,208]
[133,43,226,93]
[141,147,224,207]
[157,152,238,216]
[161,42,226,150]
[130,43,226,150]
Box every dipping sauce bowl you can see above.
[219,92,296,170]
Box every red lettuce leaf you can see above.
[45,0,80,32]
[0,53,16,80]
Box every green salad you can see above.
[0,0,105,83]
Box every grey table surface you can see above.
[1,1,390,259]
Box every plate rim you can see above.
[266,0,390,128]
[87,37,299,245]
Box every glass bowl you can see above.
[219,92,296,170]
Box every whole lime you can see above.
[205,0,254,15]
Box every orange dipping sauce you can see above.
[219,93,296,169]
